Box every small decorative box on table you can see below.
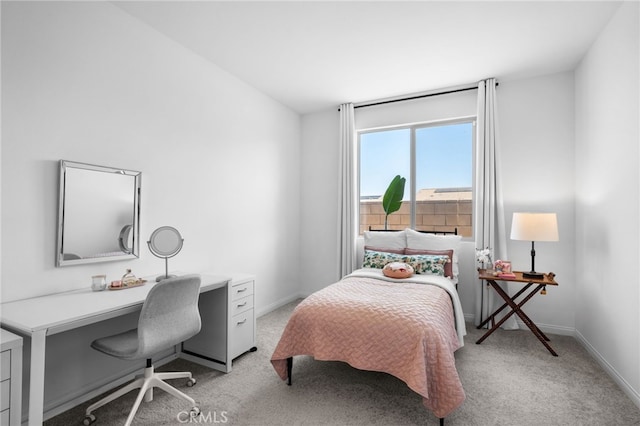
[477,269,559,356]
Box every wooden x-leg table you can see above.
[476,269,558,356]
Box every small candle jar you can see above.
[91,275,107,291]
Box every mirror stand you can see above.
[157,257,177,282]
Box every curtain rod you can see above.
[339,81,498,111]
[354,86,477,109]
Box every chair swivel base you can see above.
[83,363,199,426]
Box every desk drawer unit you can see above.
[230,278,256,360]
[0,329,22,426]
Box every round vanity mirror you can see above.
[147,226,184,281]
[118,224,133,254]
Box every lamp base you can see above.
[522,271,544,279]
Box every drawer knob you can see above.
[237,302,247,307]
[237,288,247,293]
[237,318,247,325]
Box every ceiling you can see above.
[113,1,622,114]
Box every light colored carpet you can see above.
[46,300,640,425]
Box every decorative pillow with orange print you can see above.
[382,262,414,279]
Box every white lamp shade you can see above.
[510,213,559,242]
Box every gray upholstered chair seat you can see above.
[91,329,139,359]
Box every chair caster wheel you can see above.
[187,377,196,387]
[191,406,201,416]
[83,414,96,425]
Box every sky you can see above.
[359,122,473,198]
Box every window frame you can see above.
[357,116,476,237]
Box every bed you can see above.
[270,229,467,423]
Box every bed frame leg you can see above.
[439,418,444,426]
[286,357,293,386]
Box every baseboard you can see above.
[256,293,304,318]
[463,312,574,336]
[515,320,574,336]
[574,330,640,410]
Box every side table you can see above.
[476,269,558,356]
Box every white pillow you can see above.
[363,230,407,251]
[405,228,462,284]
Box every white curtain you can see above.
[337,103,356,278]
[474,79,518,329]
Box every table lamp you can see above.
[510,212,558,279]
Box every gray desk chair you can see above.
[84,274,202,426]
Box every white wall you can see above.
[498,72,576,333]
[574,0,639,403]
[299,110,340,296]
[355,89,477,130]
[1,1,302,313]
[1,2,302,414]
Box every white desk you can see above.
[0,273,230,426]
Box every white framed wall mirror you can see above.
[56,160,142,267]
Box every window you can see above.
[358,119,474,237]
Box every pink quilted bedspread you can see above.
[271,274,465,418]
